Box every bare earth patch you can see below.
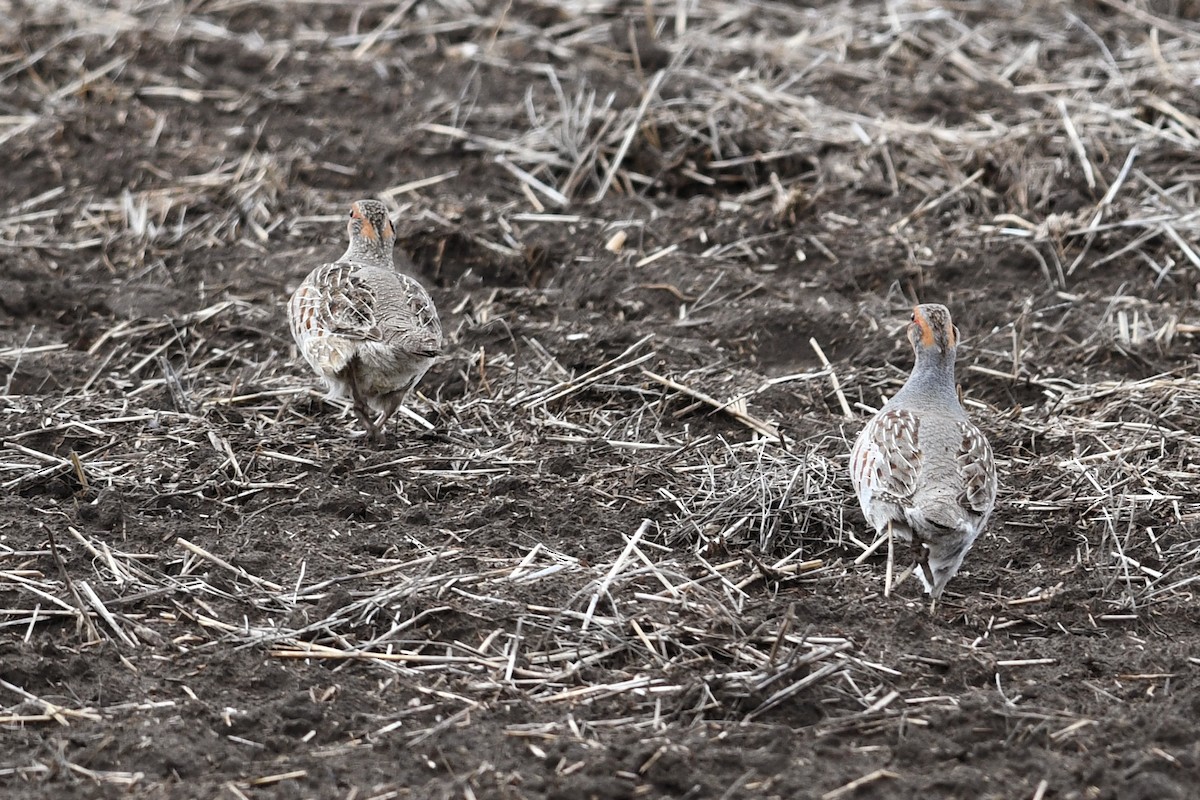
[2,1,1200,798]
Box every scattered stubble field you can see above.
[2,1,1200,798]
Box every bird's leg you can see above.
[373,393,405,436]
[918,545,939,613]
[351,401,381,443]
[884,520,895,597]
[346,376,383,444]
[918,546,936,592]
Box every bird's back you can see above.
[290,257,441,383]
[289,258,375,384]
[355,264,443,357]
[852,389,994,542]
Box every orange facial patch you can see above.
[912,306,935,347]
[350,203,378,241]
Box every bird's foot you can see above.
[351,405,385,445]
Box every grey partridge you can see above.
[849,304,997,602]
[288,199,442,442]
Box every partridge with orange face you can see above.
[849,304,997,602]
[288,200,442,442]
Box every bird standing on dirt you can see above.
[288,199,442,443]
[849,303,997,604]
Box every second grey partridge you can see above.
[849,303,997,602]
[288,199,443,443]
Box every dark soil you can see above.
[2,2,1200,799]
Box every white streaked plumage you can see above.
[850,303,997,602]
[288,199,442,442]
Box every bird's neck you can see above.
[344,239,394,266]
[902,348,958,399]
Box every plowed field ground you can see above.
[2,2,1200,798]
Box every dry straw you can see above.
[1,0,1199,785]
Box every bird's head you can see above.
[907,303,959,360]
[346,199,396,262]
